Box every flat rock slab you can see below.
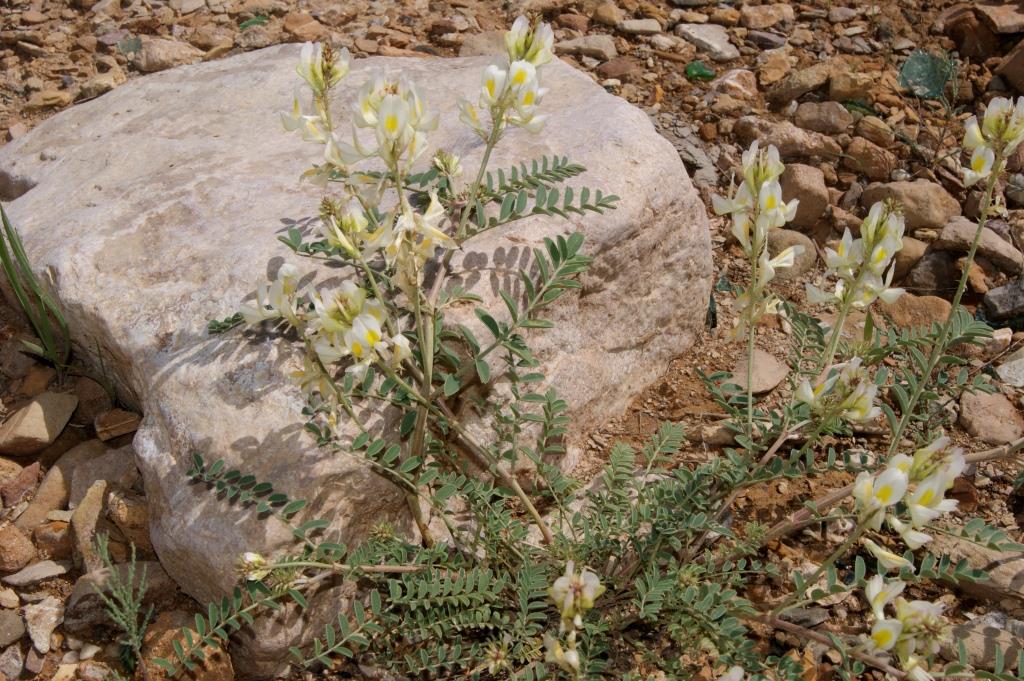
[0,46,712,673]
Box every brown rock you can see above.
[709,8,740,26]
[70,480,107,572]
[107,491,151,552]
[596,56,639,80]
[142,611,234,681]
[64,561,179,634]
[879,293,951,329]
[892,236,927,281]
[780,164,829,230]
[0,392,78,456]
[0,524,35,572]
[733,349,789,394]
[734,116,841,160]
[94,409,141,441]
[14,438,108,528]
[842,137,896,181]
[556,13,589,32]
[935,217,1024,275]
[768,61,831,104]
[592,2,624,27]
[25,90,72,111]
[794,101,853,135]
[928,533,1024,605]
[0,458,21,487]
[70,445,138,508]
[997,38,1024,95]
[16,365,55,397]
[133,37,203,73]
[861,180,961,231]
[739,3,794,30]
[829,69,873,102]
[32,521,72,561]
[72,377,113,427]
[282,12,327,42]
[977,2,1024,34]
[855,116,895,148]
[946,11,1000,59]
[2,461,38,509]
[767,229,816,279]
[960,390,1024,445]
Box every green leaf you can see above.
[443,374,461,397]
[475,359,490,384]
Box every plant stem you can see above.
[885,157,1002,456]
[770,521,867,617]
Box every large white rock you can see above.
[0,45,711,674]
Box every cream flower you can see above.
[865,574,905,619]
[869,618,903,652]
[863,538,914,573]
[505,15,554,66]
[550,561,605,626]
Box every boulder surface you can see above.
[0,45,712,673]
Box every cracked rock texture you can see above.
[0,44,711,674]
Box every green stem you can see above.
[770,521,868,617]
[885,158,1002,455]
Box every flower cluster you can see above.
[712,141,802,336]
[282,43,351,148]
[854,436,964,553]
[459,16,553,139]
[963,96,1024,186]
[865,575,949,681]
[807,201,905,311]
[545,561,605,674]
[795,357,881,424]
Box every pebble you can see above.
[794,101,853,135]
[0,392,78,457]
[767,229,816,279]
[0,610,24,648]
[732,349,789,394]
[674,23,739,62]
[0,524,36,572]
[780,164,828,230]
[842,137,897,182]
[618,19,662,36]
[556,34,617,62]
[879,294,951,329]
[1,461,39,507]
[0,643,24,679]
[861,180,961,231]
[739,3,794,30]
[24,596,63,653]
[935,217,1024,275]
[2,560,68,587]
[960,390,1024,445]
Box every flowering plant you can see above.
[165,25,1024,681]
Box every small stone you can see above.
[855,116,894,147]
[0,610,24,648]
[24,596,63,654]
[768,61,831,104]
[556,34,617,62]
[0,643,23,679]
[0,524,36,572]
[592,2,624,27]
[960,390,1024,445]
[986,279,1024,320]
[828,7,858,23]
[829,69,873,102]
[794,101,853,135]
[33,521,72,561]
[0,392,78,456]
[0,588,17,609]
[133,37,203,73]
[556,13,589,32]
[905,252,958,297]
[1,462,39,507]
[879,294,951,329]
[734,116,841,160]
[710,69,758,100]
[79,72,122,100]
[16,366,55,398]
[94,409,140,441]
[935,217,1024,275]
[739,3,794,30]
[170,0,206,12]
[861,180,961,231]
[14,440,108,532]
[457,31,504,57]
[25,90,72,111]
[687,420,735,447]
[70,445,138,508]
[72,378,112,427]
[283,12,327,42]
[746,30,787,50]
[618,18,662,35]
[674,23,739,62]
[71,481,107,572]
[2,560,68,587]
[842,137,897,181]
[596,57,638,80]
[757,49,791,85]
[977,3,1024,34]
[767,230,816,279]
[709,7,740,26]
[892,236,927,281]
[780,164,828,230]
[733,349,789,394]
[107,491,151,552]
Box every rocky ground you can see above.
[2,0,1024,679]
